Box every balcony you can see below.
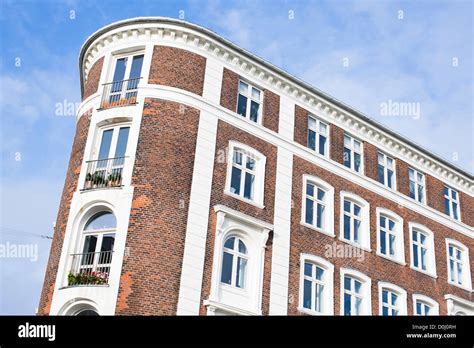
[83,157,126,190]
[68,251,113,286]
[99,77,141,109]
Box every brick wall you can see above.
[148,46,206,96]
[37,111,92,315]
[396,159,410,197]
[288,156,473,316]
[82,58,104,100]
[220,68,239,112]
[364,142,379,181]
[426,174,446,214]
[114,98,200,315]
[459,192,474,226]
[262,89,280,133]
[199,120,277,315]
[330,124,344,165]
[294,104,307,147]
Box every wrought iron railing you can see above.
[83,157,126,190]
[100,77,141,109]
[68,251,113,286]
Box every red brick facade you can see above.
[364,142,379,181]
[82,58,104,100]
[115,98,200,315]
[148,46,206,96]
[37,110,92,315]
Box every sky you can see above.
[0,0,472,314]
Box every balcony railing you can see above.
[83,157,126,190]
[68,251,113,286]
[100,77,141,109]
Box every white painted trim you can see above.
[213,204,273,231]
[412,294,439,315]
[445,238,472,292]
[444,294,474,315]
[177,111,218,315]
[298,253,334,315]
[378,281,407,315]
[408,222,437,278]
[339,268,372,315]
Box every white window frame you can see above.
[340,268,372,315]
[409,167,426,204]
[377,151,396,190]
[339,191,371,251]
[298,254,334,315]
[107,50,145,83]
[220,236,249,289]
[376,208,405,265]
[412,294,439,316]
[93,122,131,161]
[343,133,363,174]
[307,115,329,157]
[409,222,437,278]
[301,175,335,237]
[224,141,266,208]
[236,79,263,123]
[445,239,472,291]
[378,282,407,316]
[444,186,461,221]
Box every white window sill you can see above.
[204,299,261,316]
[300,221,335,237]
[338,237,372,252]
[224,190,265,209]
[447,280,472,292]
[376,252,406,266]
[410,265,437,279]
[219,282,249,295]
[297,306,331,316]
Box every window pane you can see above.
[391,293,398,306]
[236,257,247,288]
[449,260,455,282]
[379,216,386,228]
[251,87,260,100]
[421,248,427,270]
[317,188,325,201]
[382,290,388,304]
[451,190,457,200]
[344,293,351,315]
[452,203,458,220]
[380,230,386,254]
[344,135,351,147]
[304,262,312,276]
[220,252,233,285]
[344,277,351,291]
[355,297,362,315]
[382,306,388,316]
[315,267,324,281]
[308,117,317,131]
[417,172,423,182]
[319,135,326,156]
[444,199,450,216]
[409,182,415,199]
[353,219,360,243]
[343,148,351,168]
[413,244,419,268]
[82,235,98,255]
[353,205,361,217]
[233,150,242,165]
[238,81,248,93]
[378,164,385,184]
[129,55,144,79]
[316,204,324,229]
[409,168,414,180]
[224,237,235,249]
[354,153,361,172]
[389,234,396,256]
[238,240,247,254]
[344,215,351,240]
[249,100,259,122]
[378,153,384,164]
[98,129,113,160]
[246,157,255,170]
[114,127,130,158]
[244,172,255,199]
[416,302,422,315]
[387,157,393,168]
[303,279,312,309]
[306,183,314,197]
[230,167,241,195]
[112,57,127,82]
[354,140,361,152]
[305,198,314,225]
[319,122,327,134]
[100,234,115,253]
[387,170,394,188]
[315,283,323,312]
[308,130,316,150]
[388,219,395,231]
[344,200,351,212]
[354,280,361,293]
[444,186,449,196]
[417,185,424,203]
[236,94,247,117]
[84,212,116,230]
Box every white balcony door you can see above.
[97,126,130,161]
[110,54,144,100]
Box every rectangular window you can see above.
[343,276,362,316]
[230,149,256,200]
[377,152,395,189]
[305,183,326,229]
[412,230,428,271]
[409,168,425,204]
[381,289,399,316]
[343,200,362,245]
[343,134,362,173]
[379,215,396,258]
[448,245,463,285]
[302,262,325,313]
[236,80,262,123]
[415,301,431,316]
[308,116,328,156]
[444,186,460,220]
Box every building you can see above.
[38,17,473,316]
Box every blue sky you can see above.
[0,0,472,314]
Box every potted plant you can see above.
[84,173,93,189]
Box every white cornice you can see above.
[79,18,473,195]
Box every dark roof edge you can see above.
[78,17,473,180]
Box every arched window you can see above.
[340,268,372,315]
[378,282,407,316]
[409,222,436,278]
[69,211,117,286]
[76,309,99,316]
[220,236,248,289]
[412,294,439,316]
[340,192,370,250]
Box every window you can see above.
[107,53,144,104]
[299,254,334,315]
[377,152,395,189]
[340,269,372,315]
[97,125,130,161]
[220,236,248,289]
[236,80,262,123]
[340,192,370,250]
[446,239,471,291]
[301,175,335,236]
[444,186,460,221]
[308,116,328,156]
[343,134,363,173]
[225,142,266,207]
[409,223,436,277]
[378,282,407,316]
[376,208,405,264]
[445,294,474,315]
[409,168,425,204]
[412,294,439,316]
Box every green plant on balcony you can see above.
[68,271,108,286]
[107,172,122,186]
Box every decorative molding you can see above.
[79,18,473,195]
